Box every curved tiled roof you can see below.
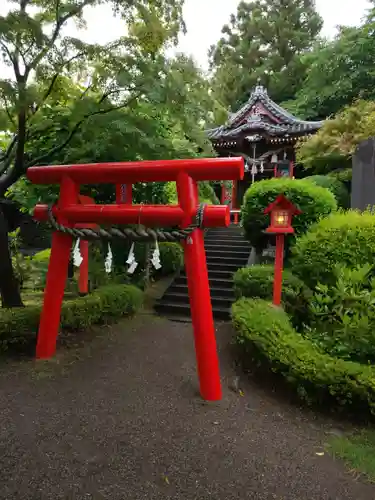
[207,83,323,141]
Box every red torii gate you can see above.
[27,157,244,401]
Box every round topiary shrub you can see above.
[304,175,349,208]
[241,178,337,252]
[291,210,375,289]
[158,242,184,276]
[233,265,312,327]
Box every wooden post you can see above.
[78,240,89,295]
[177,173,222,401]
[36,177,78,359]
[273,234,285,306]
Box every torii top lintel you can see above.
[27,157,244,185]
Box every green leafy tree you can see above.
[0,0,184,307]
[284,19,375,120]
[9,54,215,209]
[296,100,375,174]
[209,0,322,110]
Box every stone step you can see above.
[204,237,248,245]
[204,242,249,251]
[155,302,230,321]
[155,226,250,320]
[205,248,249,259]
[207,262,242,273]
[174,274,234,288]
[161,292,233,310]
[206,255,248,266]
[167,283,235,299]
[205,230,245,238]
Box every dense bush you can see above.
[304,175,350,208]
[328,168,352,185]
[33,249,51,262]
[29,248,51,289]
[232,298,375,415]
[0,284,143,351]
[241,178,337,252]
[198,181,220,204]
[308,264,375,363]
[158,242,184,276]
[291,210,375,288]
[164,180,219,205]
[233,265,312,326]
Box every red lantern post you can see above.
[264,195,301,306]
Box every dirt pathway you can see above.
[0,314,373,499]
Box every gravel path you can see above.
[0,314,373,499]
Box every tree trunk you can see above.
[0,207,24,308]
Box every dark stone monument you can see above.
[351,137,375,210]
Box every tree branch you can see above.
[0,42,20,81]
[0,136,17,164]
[28,91,143,167]
[29,50,88,121]
[0,111,26,194]
[29,73,59,119]
[25,0,95,78]
[98,89,122,104]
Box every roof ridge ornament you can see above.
[252,77,267,97]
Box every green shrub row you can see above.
[0,284,143,351]
[232,298,375,416]
[233,265,312,327]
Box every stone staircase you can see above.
[155,225,250,321]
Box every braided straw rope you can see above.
[47,203,207,242]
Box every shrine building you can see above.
[206,81,323,208]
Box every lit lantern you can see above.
[264,195,301,234]
[264,195,301,306]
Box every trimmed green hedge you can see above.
[241,178,337,252]
[232,298,375,415]
[304,175,350,208]
[233,265,312,327]
[291,210,375,288]
[0,284,143,351]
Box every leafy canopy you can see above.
[0,0,185,196]
[283,16,375,120]
[296,100,375,174]
[209,0,322,110]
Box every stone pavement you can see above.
[0,314,373,499]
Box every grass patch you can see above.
[328,429,375,482]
